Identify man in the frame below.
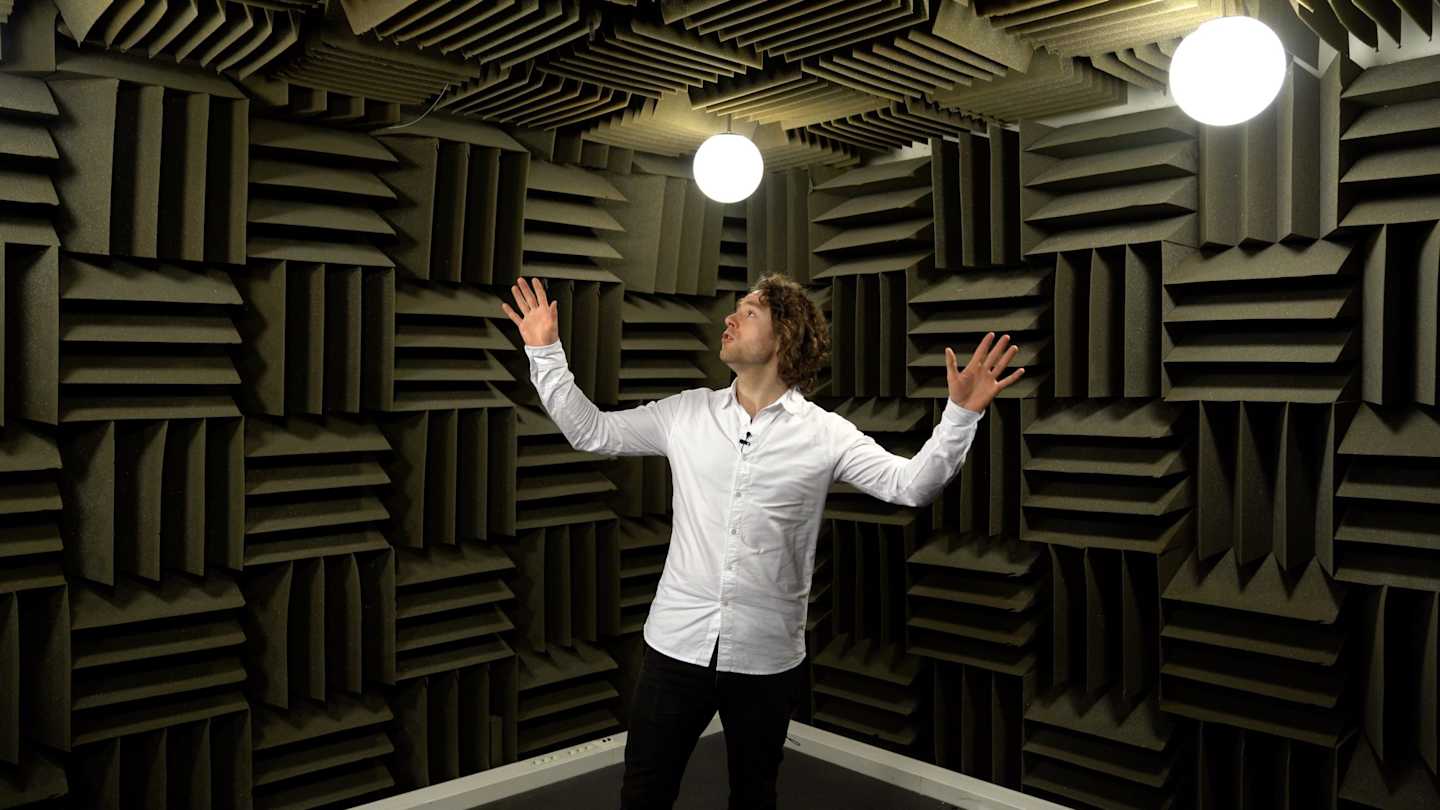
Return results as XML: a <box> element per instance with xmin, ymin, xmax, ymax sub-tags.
<box><xmin>502</xmin><ymin>273</ymin><xmax>1023</xmax><ymax>810</ymax></box>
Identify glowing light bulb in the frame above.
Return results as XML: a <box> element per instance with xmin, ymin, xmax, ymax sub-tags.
<box><xmin>692</xmin><ymin>133</ymin><xmax>764</xmax><ymax>203</ymax></box>
<box><xmin>1169</xmin><ymin>16</ymin><xmax>1288</xmax><ymax>127</ymax></box>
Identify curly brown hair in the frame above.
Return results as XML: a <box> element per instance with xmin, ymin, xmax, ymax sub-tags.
<box><xmin>752</xmin><ymin>273</ymin><xmax>831</xmax><ymax>395</ymax></box>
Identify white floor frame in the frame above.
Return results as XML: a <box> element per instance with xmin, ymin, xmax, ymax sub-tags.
<box><xmin>352</xmin><ymin>719</ymin><xmax>1070</xmax><ymax>810</ymax></box>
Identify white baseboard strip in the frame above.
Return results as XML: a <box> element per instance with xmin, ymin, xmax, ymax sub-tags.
<box><xmin>352</xmin><ymin>718</ymin><xmax>1070</xmax><ymax>810</ymax></box>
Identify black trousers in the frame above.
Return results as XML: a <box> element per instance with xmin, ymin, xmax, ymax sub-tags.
<box><xmin>620</xmin><ymin>639</ymin><xmax>804</xmax><ymax>810</ymax></box>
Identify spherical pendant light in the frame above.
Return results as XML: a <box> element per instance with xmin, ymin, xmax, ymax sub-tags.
<box><xmin>1169</xmin><ymin>16</ymin><xmax>1288</xmax><ymax>127</ymax></box>
<box><xmin>692</xmin><ymin>133</ymin><xmax>764</xmax><ymax>203</ymax></box>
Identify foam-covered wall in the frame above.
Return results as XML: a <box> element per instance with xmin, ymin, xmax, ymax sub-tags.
<box><xmin>2</xmin><ymin>1</ymin><xmax>1439</xmax><ymax>808</ymax></box>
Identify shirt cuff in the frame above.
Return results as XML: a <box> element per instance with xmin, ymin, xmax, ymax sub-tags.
<box><xmin>942</xmin><ymin>398</ymin><xmax>985</xmax><ymax>427</ymax></box>
<box><xmin>524</xmin><ymin>339</ymin><xmax>564</xmax><ymax>360</ymax></box>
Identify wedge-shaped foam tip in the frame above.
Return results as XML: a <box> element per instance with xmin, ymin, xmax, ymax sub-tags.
<box><xmin>1021</xmin><ymin>108</ymin><xmax>1199</xmax><ymax>256</ymax></box>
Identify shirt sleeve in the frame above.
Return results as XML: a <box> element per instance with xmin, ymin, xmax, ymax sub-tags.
<box><xmin>525</xmin><ymin>339</ymin><xmax>683</xmax><ymax>457</ymax></box>
<box><xmin>831</xmin><ymin>399</ymin><xmax>985</xmax><ymax>508</ymax></box>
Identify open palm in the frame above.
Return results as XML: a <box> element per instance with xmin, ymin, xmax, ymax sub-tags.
<box><xmin>946</xmin><ymin>333</ymin><xmax>1024</xmax><ymax>413</ymax></box>
<box><xmin>501</xmin><ymin>277</ymin><xmax>559</xmax><ymax>347</ymax></box>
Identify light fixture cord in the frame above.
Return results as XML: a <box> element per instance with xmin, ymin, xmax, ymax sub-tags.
<box><xmin>391</xmin><ymin>81</ymin><xmax>456</xmax><ymax>130</ymax></box>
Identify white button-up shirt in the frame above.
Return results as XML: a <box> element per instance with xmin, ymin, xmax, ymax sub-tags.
<box><xmin>525</xmin><ymin>339</ymin><xmax>984</xmax><ymax>674</ymax></box>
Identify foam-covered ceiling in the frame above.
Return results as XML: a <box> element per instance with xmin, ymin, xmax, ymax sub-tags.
<box><xmin>30</xmin><ymin>0</ymin><xmax>1369</xmax><ymax>166</ymax></box>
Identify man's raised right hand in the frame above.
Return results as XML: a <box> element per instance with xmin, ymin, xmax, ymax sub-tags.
<box><xmin>502</xmin><ymin>277</ymin><xmax>560</xmax><ymax>348</ymax></box>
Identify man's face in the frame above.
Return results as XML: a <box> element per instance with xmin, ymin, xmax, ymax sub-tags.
<box><xmin>720</xmin><ymin>291</ymin><xmax>776</xmax><ymax>367</ymax></box>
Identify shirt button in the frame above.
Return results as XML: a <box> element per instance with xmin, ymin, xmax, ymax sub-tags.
<box><xmin>729</xmin><ymin>528</ymin><xmax>737</xmax><ymax>535</ymax></box>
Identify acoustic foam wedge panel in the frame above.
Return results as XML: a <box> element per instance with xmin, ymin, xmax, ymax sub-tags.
<box><xmin>53</xmin><ymin>0</ymin><xmax>303</xmax><ymax>79</ymax></box>
<box><xmin>521</xmin><ymin>159</ymin><xmax>626</xmax><ymax>285</ymax></box>
<box><xmin>1330</xmin><ymin>403</ymin><xmax>1440</xmax><ymax>590</ymax></box>
<box><xmin>1022</xmin><ymin>688</ymin><xmax>1184</xmax><ymax>810</ymax></box>
<box><xmin>717</xmin><ymin>200</ymin><xmax>748</xmax><ymax>292</ymax></box>
<box><xmin>607</xmin><ymin>516</ymin><xmax>671</xmax><ymax>635</ymax></box>
<box><xmin>60</xmin><ymin>416</ymin><xmax>243</xmax><ymax>585</ymax></box>
<box><xmin>939</xmin><ymin>398</ymin><xmax>1030</xmax><ymax>540</ymax></box>
<box><xmin>511</xmin><ymin>523</ymin><xmax>602</xmax><ymax>651</ymax></box>
<box><xmin>829</xmin><ymin>507</ymin><xmax>927</xmax><ymax>665</ymax></box>
<box><xmin>810</xmin><ymin>155</ymin><xmax>936</xmax><ymax>281</ymax></box>
<box><xmin>0</xmin><ymin>426</ymin><xmax>65</xmax><ymax>592</ymax></box>
<box><xmin>796</xmin><ymin>521</ymin><xmax>837</xmax><ymax>724</ymax></box>
<box><xmin>974</xmin><ymin>0</ymin><xmax>1233</xmax><ymax>57</ymax></box>
<box><xmin>1021</xmin><ymin>107</ymin><xmax>1199</xmax><ymax>257</ymax></box>
<box><xmin>1193</xmin><ymin>401</ymin><xmax>1336</xmax><ymax>568</ymax></box>
<box><xmin>50</xmin><ymin>63</ymin><xmax>249</xmax><ymax>266</ymax></box>
<box><xmin>242</xmin><ymin>551</ymin><xmax>391</xmax><ymax>712</ymax></box>
<box><xmin>247</xmin><ymin>116</ymin><xmax>397</xmax><ymax>268</ymax></box>
<box><xmin>1290</xmin><ymin>0</ymin><xmax>1434</xmax><ymax>50</ymax></box>
<box><xmin>0</xmin><ymin>78</ymin><xmax>61</xmax><ymax>410</ymax></box>
<box><xmin>932</xmin><ymin>662</ymin><xmax>1029</xmax><ymax>789</ymax></box>
<box><xmin>811</xmin><ymin>633</ymin><xmax>927</xmax><ymax>755</ymax></box>
<box><xmin>437</xmin><ymin>63</ymin><xmax>633</xmax><ymax>130</ymax></box>
<box><xmin>0</xmin><ymin>445</ymin><xmax>63</xmax><ymax>796</ymax></box>
<box><xmin>64</xmin><ymin>575</ymin><xmax>251</xmax><ymax>768</ymax></box>
<box><xmin>745</xmin><ymin>168</ymin><xmax>812</xmax><ymax>285</ymax></box>
<box><xmin>583</xmin><ymin>91</ymin><xmax>729</xmax><ymax>158</ymax></box>
<box><xmin>801</xmin><ymin>0</ymin><xmax>1031</xmax><ymax>103</ymax></box>
<box><xmin>252</xmin><ymin>691</ymin><xmax>395</xmax><ymax>809</ymax></box>
<box><xmin>1334</xmin><ymin>52</ymin><xmax>1440</xmax><ymax>229</ymax></box>
<box><xmin>73</xmin><ymin>712</ymin><xmax>252</xmax><ymax>810</ymax></box>
<box><xmin>1340</xmin><ymin>732</ymin><xmax>1440</xmax><ymax>807</ymax></box>
<box><xmin>808</xmin><ymin>158</ymin><xmax>947</xmax><ymax>397</ymax></box>
<box><xmin>382</xmin><ymin>409</ymin><xmax>515</xmax><ymax>548</ymax></box>
<box><xmin>392</xmin><ymin>541</ymin><xmax>515</xmax><ymax>683</ymax></box>
<box><xmin>1051</xmin><ymin>244</ymin><xmax>1171</xmax><ymax>399</ymax></box>
<box><xmin>339</xmin><ymin>0</ymin><xmax>597</xmax><ymax>68</ymax></box>
<box><xmin>0</xmin><ymin>74</ymin><xmax>57</xmax><ymax>186</ymax></box>
<box><xmin>616</xmin><ymin>293</ymin><xmax>720</xmax><ymax>403</ymax></box>
<box><xmin>1358</xmin><ymin>222</ymin><xmax>1440</xmax><ymax>407</ymax></box>
<box><xmin>603</xmin><ymin>165</ymin><xmax>723</xmax><ymax>296</ymax></box>
<box><xmin>0</xmin><ymin>439</ymin><xmax>67</xmax><ymax>794</ymax></box>
<box><xmin>243</xmin><ymin>72</ymin><xmax>404</xmax><ymax>128</ymax></box>
<box><xmin>512</xmin><ymin>402</ymin><xmax>619</xmax><ymax>531</ymax></box>
<box><xmin>751</xmin><ymin>121</ymin><xmax>861</xmax><ymax>171</ymax></box>
<box><xmin>1021</xmin><ymin>399</ymin><xmax>1194</xmax><ymax>556</ymax></box>
<box><xmin>1198</xmin><ymin>61</ymin><xmax>1322</xmax><ymax>247</ymax></box>
<box><xmin>1357</xmin><ymin>584</ymin><xmax>1440</xmax><ymax>774</ymax></box>
<box><xmin>1160</xmin><ymin>548</ymin><xmax>1354</xmax><ymax>747</ymax></box>
<box><xmin>538</xmin><ymin>16</ymin><xmax>760</xmax><ymax>99</ymax></box>
<box><xmin>1163</xmin><ymin>240</ymin><xmax>1361</xmax><ymax>404</ymax></box>
<box><xmin>1047</xmin><ymin>545</ymin><xmax>1186</xmax><ymax>707</ymax></box>
<box><xmin>390</xmin><ymin>281</ymin><xmax>517</xmax><ymax>411</ymax></box>
<box><xmin>514</xmin><ymin>639</ymin><xmax>622</xmax><ymax>758</ymax></box>
<box><xmin>241</xmin><ymin>416</ymin><xmax>392</xmax><ymax>567</ymax></box>
<box><xmin>929</xmin><ymin>49</ymin><xmax>1126</xmax><ymax>122</ymax></box>
<box><xmin>690</xmin><ymin>68</ymin><xmax>890</xmax><ymax>131</ymax></box>
<box><xmin>1195</xmin><ymin>722</ymin><xmax>1340</xmax><ymax>808</ymax></box>
<box><xmin>929</xmin><ymin>129</ymin><xmax>1023</xmax><ymax>269</ymax></box>
<box><xmin>803</xmin><ymin>99</ymin><xmax>981</xmax><ymax>156</ymax></box>
<box><xmin>273</xmin><ymin>19</ymin><xmax>485</xmax><ymax>108</ymax></box>
<box><xmin>376</xmin><ymin>117</ymin><xmax>529</xmax><ymax>285</ymax></box>
<box><xmin>56</xmin><ymin>257</ymin><xmax>245</xmax><ymax>423</ymax></box>
<box><xmin>391</xmin><ymin>657</ymin><xmax>519</xmax><ymax>788</ymax></box>
<box><xmin>829</xmin><ymin>272</ymin><xmax>910</xmax><ymax>400</ymax></box>
<box><xmin>1089</xmin><ymin>39</ymin><xmax>1177</xmax><ymax>92</ymax></box>
<box><xmin>661</xmin><ymin>0</ymin><xmax>930</xmax><ymax>63</ymax></box>
<box><xmin>906</xmin><ymin>266</ymin><xmax>1052</xmax><ymax>399</ymax></box>
<box><xmin>234</xmin><ymin>262</ymin><xmax>391</xmax><ymax>415</ymax></box>
<box><xmin>828</xmin><ymin>510</ymin><xmax>922</xmax><ymax>648</ymax></box>
<box><xmin>905</xmin><ymin>531</ymin><xmax>1044</xmax><ymax>678</ymax></box>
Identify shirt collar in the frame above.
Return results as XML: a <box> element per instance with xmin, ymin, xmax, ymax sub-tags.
<box><xmin>720</xmin><ymin>378</ymin><xmax>805</xmax><ymax>416</ymax></box>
